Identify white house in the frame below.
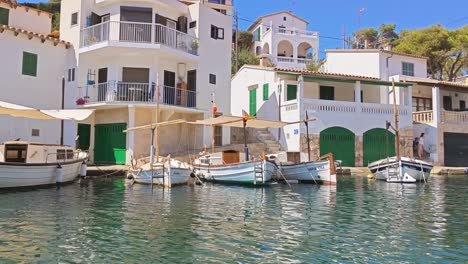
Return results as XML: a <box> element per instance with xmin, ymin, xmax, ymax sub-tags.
<box><xmin>248</xmin><ymin>11</ymin><xmax>319</xmax><ymax>69</ymax></box>
<box><xmin>60</xmin><ymin>0</ymin><xmax>232</xmax><ymax>165</ymax></box>
<box><xmin>231</xmin><ymin>62</ymin><xmax>414</xmax><ymax>167</ymax></box>
<box><xmin>0</xmin><ymin>0</ymin><xmax>78</xmax><ymax>146</ymax></box>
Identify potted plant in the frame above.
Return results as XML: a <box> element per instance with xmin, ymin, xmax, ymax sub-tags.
<box><xmin>76</xmin><ymin>98</ymin><xmax>86</xmax><ymax>105</ymax></box>
<box><xmin>191</xmin><ymin>39</ymin><xmax>199</xmax><ymax>53</ymax></box>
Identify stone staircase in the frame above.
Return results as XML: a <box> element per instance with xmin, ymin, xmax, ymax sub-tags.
<box><xmin>256</xmin><ymin>128</ymin><xmax>282</xmax><ymax>153</ymax></box>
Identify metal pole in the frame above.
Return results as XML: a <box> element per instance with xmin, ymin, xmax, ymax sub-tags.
<box><xmin>305</xmin><ymin>111</ymin><xmax>311</xmax><ymax>162</ymax></box>
<box><xmin>243</xmin><ymin>118</ymin><xmax>249</xmax><ymax>161</ymax></box>
<box><xmin>156</xmin><ymin>80</ymin><xmax>161</xmax><ymax>160</ymax></box>
<box><xmin>60</xmin><ymin>77</ymin><xmax>65</xmax><ymax>146</ymax></box>
<box><xmin>235</xmin><ymin>9</ymin><xmax>239</xmax><ymax>72</ymax></box>
<box><xmin>392</xmin><ymin>79</ymin><xmax>400</xmax><ymax>161</ymax></box>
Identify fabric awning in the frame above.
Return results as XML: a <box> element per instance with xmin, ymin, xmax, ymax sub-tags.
<box><xmin>0</xmin><ymin>101</ymin><xmax>94</xmax><ymax>121</ymax></box>
<box><xmin>124</xmin><ymin>119</ymin><xmax>187</xmax><ymax>132</ymax></box>
<box><xmin>189</xmin><ymin>115</ymin><xmax>289</xmax><ymax>128</ymax></box>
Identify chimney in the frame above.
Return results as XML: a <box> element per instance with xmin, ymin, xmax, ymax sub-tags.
<box><xmin>259</xmin><ymin>54</ymin><xmax>270</xmax><ymax>67</ymax></box>
<box><xmin>383</xmin><ymin>43</ymin><xmax>392</xmax><ymax>51</ymax></box>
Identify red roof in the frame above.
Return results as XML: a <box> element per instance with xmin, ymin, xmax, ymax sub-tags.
<box><xmin>274</xmin><ymin>67</ymin><xmax>380</xmax><ymax>81</ymax></box>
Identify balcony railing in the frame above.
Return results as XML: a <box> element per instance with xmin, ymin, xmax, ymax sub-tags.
<box><xmin>81</xmin><ymin>21</ymin><xmax>199</xmax><ymax>56</ymax></box>
<box><xmin>300</xmin><ymin>99</ymin><xmax>410</xmax><ymax>117</ymax></box>
<box><xmin>77</xmin><ymin>81</ymin><xmax>196</xmax><ymax>108</ymax></box>
<box><xmin>274</xmin><ymin>27</ymin><xmax>318</xmax><ymax>38</ymax></box>
<box><xmin>441</xmin><ymin>111</ymin><xmax>468</xmax><ymax>124</ymax></box>
<box><xmin>273</xmin><ymin>56</ymin><xmax>313</xmax><ymax>65</ymax></box>
<box><xmin>413</xmin><ymin>111</ymin><xmax>433</xmax><ymax>124</ymax></box>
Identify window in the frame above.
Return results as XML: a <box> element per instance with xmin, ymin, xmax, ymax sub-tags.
<box><xmin>71</xmin><ymin>12</ymin><xmax>78</xmax><ymax>26</ymax></box>
<box><xmin>31</xmin><ymin>129</ymin><xmax>40</xmax><ymax>137</ymax></box>
<box><xmin>57</xmin><ymin>149</ymin><xmax>66</xmax><ymax>160</ymax></box>
<box><xmin>214</xmin><ymin>126</ymin><xmax>223</xmax><ymax>146</ymax></box>
<box><xmin>68</xmin><ymin>68</ymin><xmax>75</xmax><ymax>82</ymax></box>
<box><xmin>283</xmin><ymin>16</ymin><xmax>287</xmax><ymax>21</ymax></box>
<box><xmin>443</xmin><ymin>96</ymin><xmax>452</xmax><ymax>111</ymax></box>
<box><xmin>286</xmin><ymin>84</ymin><xmax>297</xmax><ymax>101</ymax></box>
<box><xmin>66</xmin><ymin>149</ymin><xmax>74</xmax><ymax>159</ymax></box>
<box><xmin>412</xmin><ymin>97</ymin><xmax>432</xmax><ymax>112</ymax></box>
<box><xmin>211</xmin><ymin>25</ymin><xmax>224</xmax><ymax>40</ymax></box>
<box><xmin>209</xmin><ymin>74</ymin><xmax>216</xmax><ymax>85</ymax></box>
<box><xmin>256</xmin><ymin>27</ymin><xmax>261</xmax><ymax>41</ymax></box>
<box><xmin>0</xmin><ymin>7</ymin><xmax>9</xmax><ymax>25</ymax></box>
<box><xmin>460</xmin><ymin>100</ymin><xmax>466</xmax><ymax>111</ymax></box>
<box><xmin>72</xmin><ymin>68</ymin><xmax>75</xmax><ymax>81</ymax></box>
<box><xmin>4</xmin><ymin>144</ymin><xmax>27</xmax><ymax>163</ymax></box>
<box><xmin>402</xmin><ymin>62</ymin><xmax>414</xmax><ymax>76</ymax></box>
<box><xmin>249</xmin><ymin>88</ymin><xmax>257</xmax><ymax>116</ymax></box>
<box><xmin>320</xmin><ymin>86</ymin><xmax>335</xmax><ymax>100</ymax></box>
<box><xmin>189</xmin><ymin>21</ymin><xmax>197</xmax><ymax>28</ymax></box>
<box><xmin>22</xmin><ymin>52</ymin><xmax>38</xmax><ymax>77</ymax></box>
<box><xmin>263</xmin><ymin>83</ymin><xmax>269</xmax><ymax>101</ymax></box>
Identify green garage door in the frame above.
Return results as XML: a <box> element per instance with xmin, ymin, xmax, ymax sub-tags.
<box><xmin>320</xmin><ymin>127</ymin><xmax>355</xmax><ymax>167</ymax></box>
<box><xmin>94</xmin><ymin>123</ymin><xmax>127</xmax><ymax>164</ymax></box>
<box><xmin>77</xmin><ymin>124</ymin><xmax>91</xmax><ymax>151</ymax></box>
<box><xmin>363</xmin><ymin>128</ymin><xmax>395</xmax><ymax>166</ymax></box>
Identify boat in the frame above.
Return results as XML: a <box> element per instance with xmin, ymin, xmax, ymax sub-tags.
<box><xmin>275</xmin><ymin>111</ymin><xmax>337</xmax><ymax>185</ymax></box>
<box><xmin>193</xmin><ymin>152</ymin><xmax>277</xmax><ymax>185</ymax></box>
<box><xmin>0</xmin><ymin>141</ymin><xmax>88</xmax><ymax>188</ymax></box>
<box><xmin>367</xmin><ymin>80</ymin><xmax>433</xmax><ymax>183</ymax></box>
<box><xmin>190</xmin><ymin>114</ymin><xmax>289</xmax><ymax>186</ymax></box>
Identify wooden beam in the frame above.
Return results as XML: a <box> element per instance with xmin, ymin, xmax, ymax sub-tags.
<box><xmin>41</xmin><ymin>37</ymin><xmax>46</xmax><ymax>43</ymax></box>
<box><xmin>14</xmin><ymin>30</ymin><xmax>19</xmax><ymax>36</ymax></box>
<box><xmin>28</xmin><ymin>33</ymin><xmax>33</xmax><ymax>40</ymax></box>
<box><xmin>53</xmin><ymin>40</ymin><xmax>59</xmax><ymax>46</ymax></box>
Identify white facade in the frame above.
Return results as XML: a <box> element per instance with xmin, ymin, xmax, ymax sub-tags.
<box><xmin>0</xmin><ymin>2</ymin><xmax>78</xmax><ymax>146</ymax></box>
<box><xmin>60</xmin><ymin>0</ymin><xmax>232</xmax><ymax>164</ymax></box>
<box><xmin>248</xmin><ymin>11</ymin><xmax>319</xmax><ymax>69</ymax></box>
<box><xmin>232</xmin><ymin>65</ymin><xmax>414</xmax><ymax>166</ymax></box>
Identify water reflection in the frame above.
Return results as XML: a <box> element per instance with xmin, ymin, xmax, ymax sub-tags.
<box><xmin>0</xmin><ymin>176</ymin><xmax>466</xmax><ymax>263</ymax></box>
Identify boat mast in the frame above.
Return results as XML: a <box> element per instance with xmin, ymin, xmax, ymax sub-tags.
<box><xmin>391</xmin><ymin>79</ymin><xmax>400</xmax><ymax>161</ymax></box>
<box><xmin>211</xmin><ymin>93</ymin><xmax>216</xmax><ymax>154</ymax></box>
<box><xmin>305</xmin><ymin>111</ymin><xmax>311</xmax><ymax>162</ymax></box>
<box><xmin>156</xmin><ymin>76</ymin><xmax>161</xmax><ymax>161</ymax></box>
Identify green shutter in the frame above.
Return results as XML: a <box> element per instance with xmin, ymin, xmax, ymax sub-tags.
<box><xmin>257</xmin><ymin>27</ymin><xmax>261</xmax><ymax>41</ymax></box>
<box><xmin>263</xmin><ymin>83</ymin><xmax>269</xmax><ymax>101</ymax></box>
<box><xmin>320</xmin><ymin>86</ymin><xmax>334</xmax><ymax>100</ymax></box>
<box><xmin>249</xmin><ymin>88</ymin><xmax>257</xmax><ymax>116</ymax></box>
<box><xmin>0</xmin><ymin>7</ymin><xmax>9</xmax><ymax>25</ymax></box>
<box><xmin>22</xmin><ymin>52</ymin><xmax>38</xmax><ymax>77</ymax></box>
<box><xmin>77</xmin><ymin>124</ymin><xmax>91</xmax><ymax>151</ymax></box>
<box><xmin>286</xmin><ymin>84</ymin><xmax>297</xmax><ymax>101</ymax></box>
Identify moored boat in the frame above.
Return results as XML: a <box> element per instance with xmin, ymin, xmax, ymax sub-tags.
<box><xmin>368</xmin><ymin>157</ymin><xmax>433</xmax><ymax>183</ymax></box>
<box><xmin>278</xmin><ymin>158</ymin><xmax>337</xmax><ymax>185</ymax></box>
<box><xmin>130</xmin><ymin>158</ymin><xmax>192</xmax><ymax>187</ymax></box>
<box><xmin>0</xmin><ymin>141</ymin><xmax>88</xmax><ymax>188</ymax></box>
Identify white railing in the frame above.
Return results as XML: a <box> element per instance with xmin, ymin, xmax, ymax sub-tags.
<box><xmin>81</xmin><ymin>21</ymin><xmax>199</xmax><ymax>56</ymax></box>
<box><xmin>276</xmin><ymin>57</ymin><xmax>295</xmax><ymax>63</ymax></box>
<box><xmin>76</xmin><ymin>81</ymin><xmax>197</xmax><ymax>108</ymax></box>
<box><xmin>274</xmin><ymin>27</ymin><xmax>318</xmax><ymax>38</ymax></box>
<box><xmin>361</xmin><ymin>102</ymin><xmax>410</xmax><ymax>116</ymax></box>
<box><xmin>413</xmin><ymin>111</ymin><xmax>433</xmax><ymax>124</ymax></box>
<box><xmin>273</xmin><ymin>56</ymin><xmax>313</xmax><ymax>65</ymax></box>
<box><xmin>441</xmin><ymin>111</ymin><xmax>468</xmax><ymax>124</ymax></box>
<box><xmin>301</xmin><ymin>99</ymin><xmax>410</xmax><ymax>116</ymax></box>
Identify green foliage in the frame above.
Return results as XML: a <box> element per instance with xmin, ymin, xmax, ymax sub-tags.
<box><xmin>306</xmin><ymin>59</ymin><xmax>326</xmax><ymax>72</ymax></box>
<box><xmin>236</xmin><ymin>31</ymin><xmax>254</xmax><ymax>50</ymax></box>
<box><xmin>378</xmin><ymin>23</ymin><xmax>398</xmax><ymax>45</ymax></box>
<box><xmin>353</xmin><ymin>28</ymin><xmax>378</xmax><ymax>49</ymax></box>
<box><xmin>232</xmin><ymin>48</ymin><xmax>259</xmax><ymax>75</ymax></box>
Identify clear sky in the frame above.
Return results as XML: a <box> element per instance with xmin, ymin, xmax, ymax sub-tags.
<box><xmin>20</xmin><ymin>0</ymin><xmax>468</xmax><ymax>57</ymax></box>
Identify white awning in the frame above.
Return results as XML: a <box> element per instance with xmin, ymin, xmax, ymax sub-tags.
<box><xmin>124</xmin><ymin>119</ymin><xmax>187</xmax><ymax>132</ymax></box>
<box><xmin>0</xmin><ymin>101</ymin><xmax>94</xmax><ymax>121</ymax></box>
<box><xmin>189</xmin><ymin>115</ymin><xmax>289</xmax><ymax>128</ymax></box>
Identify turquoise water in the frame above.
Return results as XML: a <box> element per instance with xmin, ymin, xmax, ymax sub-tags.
<box><xmin>0</xmin><ymin>176</ymin><xmax>467</xmax><ymax>263</ymax></box>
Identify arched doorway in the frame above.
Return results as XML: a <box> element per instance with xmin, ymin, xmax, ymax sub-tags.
<box><xmin>277</xmin><ymin>40</ymin><xmax>293</xmax><ymax>58</ymax></box>
<box><xmin>320</xmin><ymin>127</ymin><xmax>355</xmax><ymax>167</ymax></box>
<box><xmin>363</xmin><ymin>128</ymin><xmax>395</xmax><ymax>165</ymax></box>
<box><xmin>263</xmin><ymin>42</ymin><xmax>270</xmax><ymax>54</ymax></box>
<box><xmin>255</xmin><ymin>46</ymin><xmax>262</xmax><ymax>55</ymax></box>
<box><xmin>297</xmin><ymin>42</ymin><xmax>313</xmax><ymax>60</ymax></box>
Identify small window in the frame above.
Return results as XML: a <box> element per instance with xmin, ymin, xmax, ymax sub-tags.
<box><xmin>443</xmin><ymin>96</ymin><xmax>452</xmax><ymax>111</ymax></box>
<box><xmin>263</xmin><ymin>83</ymin><xmax>269</xmax><ymax>101</ymax></box>
<box><xmin>0</xmin><ymin>7</ymin><xmax>9</xmax><ymax>26</ymax></box>
<box><xmin>189</xmin><ymin>21</ymin><xmax>197</xmax><ymax>28</ymax></box>
<box><xmin>283</xmin><ymin>16</ymin><xmax>287</xmax><ymax>21</ymax></box>
<box><xmin>57</xmin><ymin>149</ymin><xmax>66</xmax><ymax>160</ymax></box>
<box><xmin>249</xmin><ymin>88</ymin><xmax>257</xmax><ymax>116</ymax></box>
<box><xmin>402</xmin><ymin>62</ymin><xmax>414</xmax><ymax>76</ymax></box>
<box><xmin>68</xmin><ymin>69</ymin><xmax>72</xmax><ymax>82</ymax></box>
<box><xmin>72</xmin><ymin>68</ymin><xmax>75</xmax><ymax>81</ymax></box>
<box><xmin>460</xmin><ymin>100</ymin><xmax>466</xmax><ymax>111</ymax></box>
<box><xmin>31</xmin><ymin>129</ymin><xmax>40</xmax><ymax>137</ymax></box>
<box><xmin>209</xmin><ymin>74</ymin><xmax>216</xmax><ymax>85</ymax></box>
<box><xmin>286</xmin><ymin>84</ymin><xmax>297</xmax><ymax>101</ymax></box>
<box><xmin>320</xmin><ymin>86</ymin><xmax>334</xmax><ymax>100</ymax></box>
<box><xmin>211</xmin><ymin>25</ymin><xmax>224</xmax><ymax>40</ymax></box>
<box><xmin>66</xmin><ymin>149</ymin><xmax>74</xmax><ymax>159</ymax></box>
<box><xmin>22</xmin><ymin>52</ymin><xmax>38</xmax><ymax>77</ymax></box>
<box><xmin>68</xmin><ymin>68</ymin><xmax>75</xmax><ymax>82</ymax></box>
<box><xmin>71</xmin><ymin>12</ymin><xmax>78</xmax><ymax>26</ymax></box>
<box><xmin>5</xmin><ymin>144</ymin><xmax>28</xmax><ymax>163</ymax></box>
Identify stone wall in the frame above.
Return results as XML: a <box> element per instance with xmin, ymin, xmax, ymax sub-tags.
<box><xmin>300</xmin><ymin>134</ymin><xmax>320</xmax><ymax>161</ymax></box>
<box><xmin>230</xmin><ymin>127</ymin><xmax>258</xmax><ymax>145</ymax></box>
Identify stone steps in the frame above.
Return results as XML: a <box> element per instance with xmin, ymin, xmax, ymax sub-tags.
<box><xmin>255</xmin><ymin>128</ymin><xmax>281</xmax><ymax>153</ymax></box>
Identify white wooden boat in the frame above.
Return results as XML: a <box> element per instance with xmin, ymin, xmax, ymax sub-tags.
<box><xmin>194</xmin><ymin>156</ymin><xmax>276</xmax><ymax>185</ymax></box>
<box><xmin>0</xmin><ymin>141</ymin><xmax>88</xmax><ymax>188</ymax></box>
<box><xmin>368</xmin><ymin>157</ymin><xmax>433</xmax><ymax>183</ymax></box>
<box><xmin>130</xmin><ymin>159</ymin><xmax>192</xmax><ymax>187</ymax></box>
<box><xmin>278</xmin><ymin>159</ymin><xmax>337</xmax><ymax>185</ymax></box>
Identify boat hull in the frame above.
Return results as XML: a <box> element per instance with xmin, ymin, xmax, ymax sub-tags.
<box><xmin>278</xmin><ymin>160</ymin><xmax>336</xmax><ymax>185</ymax></box>
<box><xmin>195</xmin><ymin>160</ymin><xmax>276</xmax><ymax>185</ymax></box>
<box><xmin>132</xmin><ymin>168</ymin><xmax>191</xmax><ymax>187</ymax></box>
<box><xmin>368</xmin><ymin>157</ymin><xmax>433</xmax><ymax>183</ymax></box>
<box><xmin>0</xmin><ymin>159</ymin><xmax>86</xmax><ymax>188</ymax></box>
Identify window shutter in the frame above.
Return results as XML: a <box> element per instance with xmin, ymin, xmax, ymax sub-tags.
<box><xmin>320</xmin><ymin>86</ymin><xmax>334</xmax><ymax>100</ymax></box>
<box><xmin>22</xmin><ymin>52</ymin><xmax>38</xmax><ymax>77</ymax></box>
<box><xmin>257</xmin><ymin>27</ymin><xmax>261</xmax><ymax>41</ymax></box>
<box><xmin>249</xmin><ymin>88</ymin><xmax>257</xmax><ymax>116</ymax></box>
<box><xmin>286</xmin><ymin>85</ymin><xmax>297</xmax><ymax>101</ymax></box>
<box><xmin>0</xmin><ymin>7</ymin><xmax>9</xmax><ymax>25</ymax></box>
<box><xmin>263</xmin><ymin>83</ymin><xmax>269</xmax><ymax>101</ymax></box>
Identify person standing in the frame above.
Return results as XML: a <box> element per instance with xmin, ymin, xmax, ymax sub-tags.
<box><xmin>418</xmin><ymin>133</ymin><xmax>425</xmax><ymax>159</ymax></box>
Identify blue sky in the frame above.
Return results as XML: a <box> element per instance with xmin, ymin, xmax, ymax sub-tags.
<box><xmin>21</xmin><ymin>0</ymin><xmax>467</xmax><ymax>56</ymax></box>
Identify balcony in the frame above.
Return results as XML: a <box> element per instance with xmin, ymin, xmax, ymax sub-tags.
<box><xmin>274</xmin><ymin>27</ymin><xmax>318</xmax><ymax>38</ymax></box>
<box><xmin>76</xmin><ymin>81</ymin><xmax>197</xmax><ymax>108</ymax></box>
<box><xmin>413</xmin><ymin>110</ymin><xmax>468</xmax><ymax>124</ymax></box>
<box><xmin>80</xmin><ymin>21</ymin><xmax>199</xmax><ymax>56</ymax></box>
<box><xmin>273</xmin><ymin>56</ymin><xmax>312</xmax><ymax>65</ymax></box>
<box><xmin>413</xmin><ymin>111</ymin><xmax>433</xmax><ymax>124</ymax></box>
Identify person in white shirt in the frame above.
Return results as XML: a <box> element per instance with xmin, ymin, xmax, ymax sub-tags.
<box><xmin>418</xmin><ymin>133</ymin><xmax>425</xmax><ymax>159</ymax></box>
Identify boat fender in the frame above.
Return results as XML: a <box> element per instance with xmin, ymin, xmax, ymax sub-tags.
<box><xmin>190</xmin><ymin>172</ymin><xmax>196</xmax><ymax>178</ymax></box>
<box><xmin>127</xmin><ymin>173</ymin><xmax>134</xmax><ymax>180</ymax></box>
<box><xmin>56</xmin><ymin>164</ymin><xmax>63</xmax><ymax>183</ymax></box>
<box><xmin>80</xmin><ymin>161</ymin><xmax>87</xmax><ymax>177</ymax></box>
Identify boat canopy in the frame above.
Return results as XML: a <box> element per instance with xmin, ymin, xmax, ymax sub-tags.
<box><xmin>0</xmin><ymin>101</ymin><xmax>94</xmax><ymax>121</ymax></box>
<box><xmin>124</xmin><ymin>119</ymin><xmax>187</xmax><ymax>132</ymax></box>
<box><xmin>190</xmin><ymin>115</ymin><xmax>289</xmax><ymax>128</ymax></box>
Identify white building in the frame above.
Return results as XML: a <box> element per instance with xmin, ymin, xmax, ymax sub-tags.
<box><xmin>248</xmin><ymin>11</ymin><xmax>319</xmax><ymax>69</ymax></box>
<box><xmin>60</xmin><ymin>0</ymin><xmax>232</xmax><ymax>165</ymax></box>
<box><xmin>231</xmin><ymin>62</ymin><xmax>414</xmax><ymax>167</ymax></box>
<box><xmin>0</xmin><ymin>0</ymin><xmax>78</xmax><ymax>146</ymax></box>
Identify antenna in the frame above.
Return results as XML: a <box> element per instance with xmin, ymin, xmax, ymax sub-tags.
<box><xmin>290</xmin><ymin>0</ymin><xmax>296</xmax><ymax>14</ymax></box>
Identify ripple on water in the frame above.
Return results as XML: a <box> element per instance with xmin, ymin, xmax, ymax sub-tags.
<box><xmin>0</xmin><ymin>176</ymin><xmax>467</xmax><ymax>263</ymax></box>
